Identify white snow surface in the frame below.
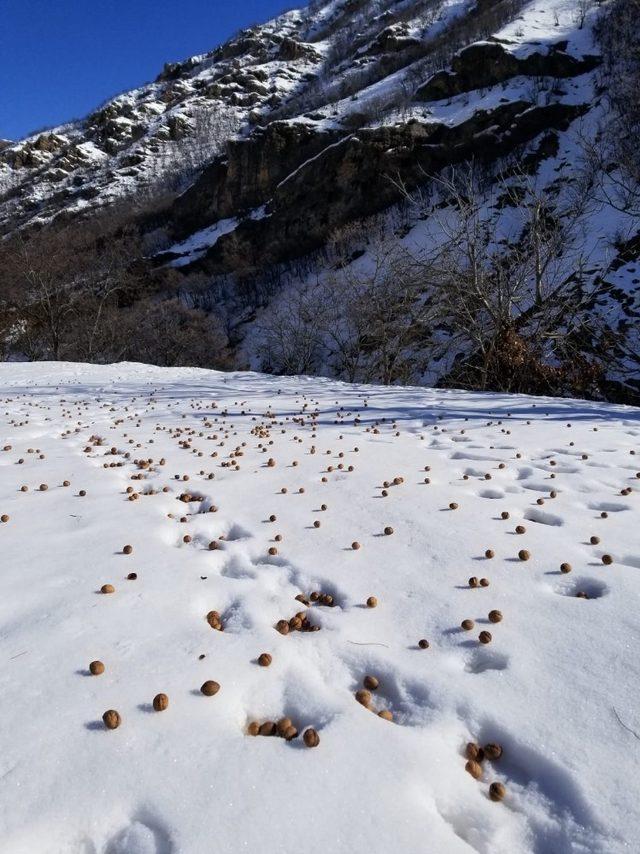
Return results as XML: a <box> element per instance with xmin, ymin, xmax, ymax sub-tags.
<box><xmin>165</xmin><ymin>218</ymin><xmax>239</xmax><ymax>267</ymax></box>
<box><xmin>1</xmin><ymin>361</ymin><xmax>639</xmax><ymax>854</ymax></box>
<box><xmin>164</xmin><ymin>206</ymin><xmax>270</xmax><ymax>267</ymax></box>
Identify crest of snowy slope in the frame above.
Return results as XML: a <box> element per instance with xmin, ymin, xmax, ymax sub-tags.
<box><xmin>0</xmin><ymin>361</ymin><xmax>639</xmax><ymax>853</ymax></box>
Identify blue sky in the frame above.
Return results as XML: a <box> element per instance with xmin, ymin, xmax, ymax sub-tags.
<box><xmin>1</xmin><ymin>0</ymin><xmax>295</xmax><ymax>140</ymax></box>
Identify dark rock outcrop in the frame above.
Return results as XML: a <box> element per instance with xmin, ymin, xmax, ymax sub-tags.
<box><xmin>176</xmin><ymin>100</ymin><xmax>586</xmax><ymax>276</ymax></box>
<box><xmin>415</xmin><ymin>41</ymin><xmax>601</xmax><ymax>101</ymax></box>
<box><xmin>365</xmin><ymin>25</ymin><xmax>421</xmax><ymax>55</ymax></box>
<box><xmin>171</xmin><ymin>122</ymin><xmax>345</xmax><ymax>238</ymax></box>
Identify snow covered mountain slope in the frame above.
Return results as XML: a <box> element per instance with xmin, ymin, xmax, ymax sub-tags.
<box><xmin>0</xmin><ymin>0</ymin><xmax>607</xmax><ymax>240</ymax></box>
<box><xmin>1</xmin><ymin>361</ymin><xmax>639</xmax><ymax>853</ymax></box>
<box><xmin>1</xmin><ymin>0</ymin><xmax>638</xmax><ymax>396</ymax></box>
<box><xmin>0</xmin><ymin>6</ymin><xmax>324</xmax><ymax>233</ymax></box>
<box><xmin>0</xmin><ymin>0</ymin><xmax>614</xmax><ymax>248</ymax></box>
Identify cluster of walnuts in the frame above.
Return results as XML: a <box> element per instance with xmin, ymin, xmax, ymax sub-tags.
<box><xmin>275</xmin><ymin>610</ymin><xmax>320</xmax><ymax>634</ymax></box>
<box><xmin>464</xmin><ymin>741</ymin><xmax>506</xmax><ymax>802</ymax></box>
<box><xmin>247</xmin><ymin>717</ymin><xmax>320</xmax><ymax>747</ymax></box>
<box><xmin>354</xmin><ymin>675</ymin><xmax>393</xmax><ymax>721</ymax></box>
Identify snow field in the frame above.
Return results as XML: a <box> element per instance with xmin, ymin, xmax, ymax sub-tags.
<box><xmin>0</xmin><ymin>362</ymin><xmax>638</xmax><ymax>853</ymax></box>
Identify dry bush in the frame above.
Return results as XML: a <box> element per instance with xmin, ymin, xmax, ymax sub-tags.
<box><xmin>119</xmin><ymin>298</ymin><xmax>232</xmax><ymax>368</ymax></box>
<box><xmin>0</xmin><ymin>210</ymin><xmax>231</xmax><ymax>369</ymax></box>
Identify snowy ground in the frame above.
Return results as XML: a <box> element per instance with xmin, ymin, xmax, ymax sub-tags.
<box><xmin>1</xmin><ymin>362</ymin><xmax>639</xmax><ymax>854</ymax></box>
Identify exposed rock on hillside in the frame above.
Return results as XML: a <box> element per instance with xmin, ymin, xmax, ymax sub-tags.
<box><xmin>415</xmin><ymin>40</ymin><xmax>600</xmax><ymax>100</ymax></box>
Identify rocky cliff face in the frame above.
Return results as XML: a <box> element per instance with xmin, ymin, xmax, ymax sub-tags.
<box><xmin>415</xmin><ymin>40</ymin><xmax>600</xmax><ymax>99</ymax></box>
<box><xmin>0</xmin><ymin>7</ymin><xmax>326</xmax><ymax>234</ymax></box>
<box><xmin>170</xmin><ymin>121</ymin><xmax>345</xmax><ymax>239</ymax></box>
<box><xmin>153</xmin><ymin>18</ymin><xmax>600</xmax><ymax>278</ymax></box>
<box><xmin>175</xmin><ymin>98</ymin><xmax>586</xmax><ymax>275</ymax></box>
<box><xmin>0</xmin><ymin>0</ymin><xmax>603</xmax><ymax>243</ymax></box>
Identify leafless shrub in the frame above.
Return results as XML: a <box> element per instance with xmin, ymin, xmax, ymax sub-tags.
<box><xmin>0</xmin><ymin>216</ymin><xmax>141</xmax><ymax>361</ymax></box>
<box><xmin>407</xmin><ymin>162</ymin><xmax>602</xmax><ymax>391</ymax></box>
<box><xmin>256</xmin><ymin>285</ymin><xmax>328</xmax><ymax>376</ymax></box>
<box><xmin>0</xmin><ymin>208</ymin><xmax>231</xmax><ymax>368</ymax></box>
<box><xmin>257</xmin><ymin>234</ymin><xmax>436</xmax><ymax>384</ymax></box>
<box><xmin>118</xmin><ymin>298</ymin><xmax>231</xmax><ymax>368</ymax></box>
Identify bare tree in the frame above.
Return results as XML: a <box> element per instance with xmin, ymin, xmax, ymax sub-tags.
<box><xmin>120</xmin><ymin>298</ymin><xmax>231</xmax><ymax>368</ymax></box>
<box><xmin>257</xmin><ymin>231</ymin><xmax>437</xmax><ymax>386</ymax></box>
<box><xmin>256</xmin><ymin>285</ymin><xmax>329</xmax><ymax>376</ymax></box>
<box><xmin>323</xmin><ymin>242</ymin><xmax>436</xmax><ymax>384</ymax></box>
<box><xmin>1</xmin><ymin>217</ymin><xmax>141</xmax><ymax>361</ymax></box>
<box><xmin>399</xmin><ymin>162</ymin><xmax>600</xmax><ymax>392</ymax></box>
<box><xmin>574</xmin><ymin>0</ymin><xmax>594</xmax><ymax>29</ymax></box>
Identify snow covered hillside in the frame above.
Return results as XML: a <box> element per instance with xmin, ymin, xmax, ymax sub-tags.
<box><xmin>1</xmin><ymin>361</ymin><xmax>639</xmax><ymax>853</ymax></box>
<box><xmin>1</xmin><ymin>0</ymin><xmax>638</xmax><ymax>398</ymax></box>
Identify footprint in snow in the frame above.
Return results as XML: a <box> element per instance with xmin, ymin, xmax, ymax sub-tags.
<box><xmin>464</xmin><ymin>648</ymin><xmax>509</xmax><ymax>674</ymax></box>
<box><xmin>468</xmin><ymin>718</ymin><xmax>611</xmax><ymax>853</ymax></box>
<box><xmin>478</xmin><ymin>488</ymin><xmax>505</xmax><ymax>499</ymax></box>
<box><xmin>104</xmin><ymin>817</ymin><xmax>173</xmax><ymax>854</ymax></box>
<box><xmin>552</xmin><ymin>577</ymin><xmax>608</xmax><ymax>599</ymax></box>
<box><xmin>588</xmin><ymin>501</ymin><xmax>629</xmax><ymax>513</ymax></box>
<box><xmin>523</xmin><ymin>507</ymin><xmax>563</xmax><ymax>527</ymax></box>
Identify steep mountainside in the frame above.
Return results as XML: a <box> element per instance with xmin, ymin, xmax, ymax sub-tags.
<box><xmin>1</xmin><ymin>0</ymin><xmax>639</xmax><ymax>398</ymax></box>
<box><xmin>0</xmin><ymin>0</ymin><xmax>601</xmax><ymax>238</ymax></box>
